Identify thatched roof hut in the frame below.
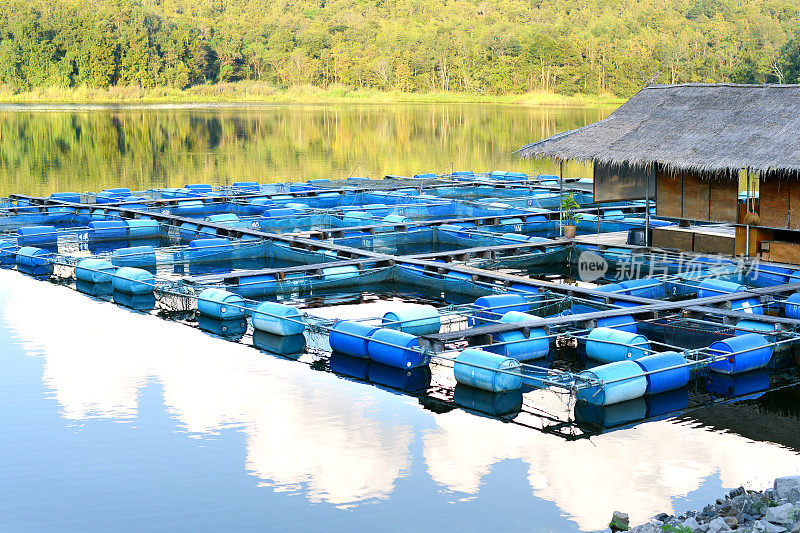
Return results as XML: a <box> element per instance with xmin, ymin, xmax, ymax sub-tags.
<box><xmin>516</xmin><ymin>83</ymin><xmax>800</xmax><ymax>174</ymax></box>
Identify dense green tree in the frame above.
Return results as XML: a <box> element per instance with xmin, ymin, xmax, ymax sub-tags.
<box><xmin>0</xmin><ymin>0</ymin><xmax>799</xmax><ymax>96</ymax></box>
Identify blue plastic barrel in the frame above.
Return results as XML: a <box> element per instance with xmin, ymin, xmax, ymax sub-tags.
<box><xmin>594</xmin><ymin>283</ymin><xmax>624</xmax><ymax>295</ymax></box>
<box><xmin>248</xmin><ymin>198</ymin><xmax>276</xmax><ymax>214</ymax></box>
<box><xmin>251</xmin><ymin>301</ymin><xmax>305</xmax><ymax>336</ymax></box>
<box><xmin>262</xmin><ymin>208</ymin><xmax>297</xmax><ymax>219</ymax></box>
<box><xmin>17</xmin><ymin>226</ymin><xmax>57</xmax><ymax>247</ymax></box>
<box><xmin>470</xmin><ymin>294</ymin><xmax>529</xmax><ymax>326</ymax></box>
<box><xmin>342</xmin><ymin>211</ymin><xmax>373</xmax><ymax>226</ymax></box>
<box><xmin>585</xmin><ymin>327</ymin><xmax>650</xmax><ymax>362</ymax></box>
<box><xmin>178</xmin><ymin>222</ymin><xmax>198</xmax><ymax>241</ymax></box>
<box><xmin>382</xmin><ymin>305</ymin><xmax>440</xmax><ymax>335</ymax></box>
<box><xmin>747</xmin><ymin>264</ymin><xmax>793</xmax><ymax>287</ymax></box>
<box><xmin>619</xmin><ymin>277</ymin><xmax>664</xmax><ymax>299</ymax></box>
<box><xmin>362</xmin><ymin>204</ymin><xmax>389</xmax><ymax>217</ymax></box>
<box><xmin>785</xmin><ymin>293</ymin><xmax>800</xmax><ymax>319</ymax></box>
<box><xmin>367</xmin><ymin>328</ymin><xmax>426</xmax><ymax>368</ymax></box>
<box><xmin>75</xmin><ymin>258</ymin><xmax>116</xmax><ymax>284</ymax></box>
<box><xmin>50</xmin><ymin>192</ymin><xmax>81</xmax><ymax>204</ymax></box>
<box><xmin>697</xmin><ymin>279</ymin><xmax>746</xmax><ymax>298</ymax></box>
<box><xmin>126</xmin><ymin>219</ymin><xmax>160</xmax><ymax>238</ymax></box>
<box><xmin>453</xmin><ymin>385</ymin><xmax>523</xmax><ymax>418</ymax></box>
<box><xmin>185</xmin><ymin>238</ymin><xmax>233</xmax><ymax>261</ymax></box>
<box><xmin>708</xmin><ymin>333</ymin><xmax>772</xmax><ymax>374</ymax></box>
<box><xmin>383</xmin><ymin>215</ymin><xmax>412</xmax><ymax>224</ymax></box>
<box><xmin>500</xmin><ymin>233</ymin><xmax>529</xmax><ymax>243</ymax></box>
<box><xmin>509</xmin><ymin>283</ymin><xmax>540</xmax><ymax>297</ymax></box>
<box><xmin>205</xmin><ymin>213</ymin><xmax>239</xmax><ymax>224</ymax></box>
<box><xmin>734</xmin><ymin>319</ymin><xmax>779</xmax><ymax>341</ymax></box>
<box><xmin>197</xmin><ymin>288</ymin><xmax>246</xmax><ymax>320</ymax></box>
<box><xmin>321</xmin><ymin>265</ymin><xmax>358</xmax><ymax>280</ymax></box>
<box><xmin>113</xmin><ymin>291</ymin><xmax>157</xmax><ymax>310</ymax></box>
<box><xmin>634</xmin><ymin>351</ymin><xmax>690</xmax><ymax>395</ymax></box>
<box><xmin>15</xmin><ymin>247</ymin><xmax>53</xmax><ymax>278</ymax></box>
<box><xmin>88</xmin><ymin>220</ymin><xmax>127</xmax><ymax>240</ymax></box>
<box><xmin>500</xmin><ymin>311</ymin><xmax>541</xmax><ymax>323</ymax></box>
<box><xmin>487</xmin><ymin>329</ymin><xmax>549</xmax><ymax>361</ymax></box>
<box><xmin>111</xmin><ymin>246</ymin><xmax>156</xmax><ymax>269</ymax></box>
<box><xmin>232</xmin><ymin>181</ymin><xmax>260</xmax><ymax>192</ymax></box>
<box><xmin>329</xmin><ymin>320</ymin><xmax>379</xmax><ymax>358</ymax></box>
<box><xmin>230</xmin><ymin>274</ymin><xmax>277</xmax><ymax>297</ymax></box>
<box><xmin>453</xmin><ymin>348</ymin><xmax>522</xmax><ymax>392</ymax></box>
<box><xmin>252</xmin><ymin>330</ymin><xmax>306</xmax><ymax>357</ymax></box>
<box><xmin>596</xmin><ymin>315</ymin><xmax>638</xmax><ymax>334</ymax></box>
<box><xmin>0</xmin><ymin>241</ymin><xmax>14</xmax><ymax>266</ymax></box>
<box><xmin>111</xmin><ymin>267</ymin><xmax>155</xmax><ymax>294</ymax></box>
<box><xmin>444</xmin><ymin>271</ymin><xmax>472</xmax><ymax>282</ymax></box>
<box><xmin>185</xmin><ymin>184</ymin><xmax>212</xmax><ymax>193</ymax></box>
<box><xmin>174</xmin><ymin>200</ymin><xmax>206</xmax><ymax>216</ymax></box>
<box><xmin>730</xmin><ymin>298</ymin><xmax>763</xmax><ymax>315</ymax></box>
<box><xmin>577</xmin><ymin>360</ymin><xmax>648</xmax><ymax>405</ymax></box>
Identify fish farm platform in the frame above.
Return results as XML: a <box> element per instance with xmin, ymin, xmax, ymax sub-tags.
<box><xmin>3</xmin><ymin>172</ymin><xmax>800</xmax><ymax>439</ymax></box>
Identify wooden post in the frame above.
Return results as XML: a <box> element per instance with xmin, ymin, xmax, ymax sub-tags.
<box><xmin>745</xmin><ymin>167</ymin><xmax>750</xmax><ymax>258</ymax></box>
<box><xmin>559</xmin><ymin>161</ymin><xmax>564</xmax><ymax>237</ymax></box>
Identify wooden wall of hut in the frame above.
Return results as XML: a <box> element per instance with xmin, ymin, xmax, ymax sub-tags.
<box><xmin>655</xmin><ymin>166</ymin><xmax>737</xmax><ymax>223</ymax></box>
<box><xmin>759</xmin><ymin>170</ymin><xmax>800</xmax><ymax>229</ymax></box>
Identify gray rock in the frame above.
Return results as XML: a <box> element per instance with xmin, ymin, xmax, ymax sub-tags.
<box><xmin>776</xmin><ymin>478</ymin><xmax>800</xmax><ymax>500</ymax></box>
<box><xmin>731</xmin><ymin>486</ymin><xmax>747</xmax><ymax>498</ymax></box>
<box><xmin>707</xmin><ymin>516</ymin><xmax>733</xmax><ymax>533</ymax></box>
<box><xmin>610</xmin><ymin>510</ymin><xmax>629</xmax><ymax>531</ymax></box>
<box><xmin>788</xmin><ymin>488</ymin><xmax>800</xmax><ymax>504</ymax></box>
<box><xmin>755</xmin><ymin>519</ymin><xmax>788</xmax><ymax>533</ymax></box>
<box><xmin>629</xmin><ymin>523</ymin><xmax>662</xmax><ymax>533</ymax></box>
<box><xmin>767</xmin><ymin>504</ymin><xmax>797</xmax><ymax>525</ymax></box>
<box><xmin>789</xmin><ymin>520</ymin><xmax>800</xmax><ymax>533</ymax></box>
<box><xmin>682</xmin><ymin>516</ymin><xmax>702</xmax><ymax>531</ymax></box>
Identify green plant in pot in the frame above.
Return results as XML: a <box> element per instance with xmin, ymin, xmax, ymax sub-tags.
<box><xmin>561</xmin><ymin>191</ymin><xmax>580</xmax><ymax>238</ymax></box>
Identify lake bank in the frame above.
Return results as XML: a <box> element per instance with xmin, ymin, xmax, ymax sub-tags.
<box><xmin>622</xmin><ymin>476</ymin><xmax>800</xmax><ymax>532</ymax></box>
<box><xmin>0</xmin><ymin>82</ymin><xmax>624</xmax><ymax>107</ymax></box>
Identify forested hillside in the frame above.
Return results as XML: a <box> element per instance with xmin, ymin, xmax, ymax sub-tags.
<box><xmin>1</xmin><ymin>0</ymin><xmax>799</xmax><ymax>97</ymax></box>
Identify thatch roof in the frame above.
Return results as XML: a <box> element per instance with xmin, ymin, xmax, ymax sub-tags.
<box><xmin>516</xmin><ymin>84</ymin><xmax>800</xmax><ymax>174</ymax></box>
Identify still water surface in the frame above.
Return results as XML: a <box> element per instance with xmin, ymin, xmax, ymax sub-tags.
<box><xmin>2</xmin><ymin>104</ymin><xmax>800</xmax><ymax>532</ymax></box>
<box><xmin>0</xmin><ymin>103</ymin><xmax>605</xmax><ymax>196</ymax></box>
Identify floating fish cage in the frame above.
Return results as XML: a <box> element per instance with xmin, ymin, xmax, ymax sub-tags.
<box><xmin>4</xmin><ymin>172</ymin><xmax>800</xmax><ymax>439</ymax></box>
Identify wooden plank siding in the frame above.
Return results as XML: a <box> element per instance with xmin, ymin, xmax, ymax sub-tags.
<box><xmin>760</xmin><ymin>177</ymin><xmax>790</xmax><ymax>229</ymax></box>
<box><xmin>654</xmin><ymin>171</ymin><xmax>682</xmax><ymax>218</ymax></box>
<box><xmin>790</xmin><ymin>180</ymin><xmax>800</xmax><ymax>230</ymax></box>
<box><xmin>655</xmin><ymin>167</ymin><xmax>737</xmax><ymax>223</ymax></box>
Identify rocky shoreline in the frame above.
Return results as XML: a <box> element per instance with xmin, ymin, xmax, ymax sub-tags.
<box><xmin>611</xmin><ymin>477</ymin><xmax>800</xmax><ymax>533</ymax></box>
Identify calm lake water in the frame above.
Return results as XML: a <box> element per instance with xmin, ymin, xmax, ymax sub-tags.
<box><xmin>1</xmin><ymin>104</ymin><xmax>800</xmax><ymax>532</ymax></box>
<box><xmin>0</xmin><ymin>103</ymin><xmax>603</xmax><ymax>196</ymax></box>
